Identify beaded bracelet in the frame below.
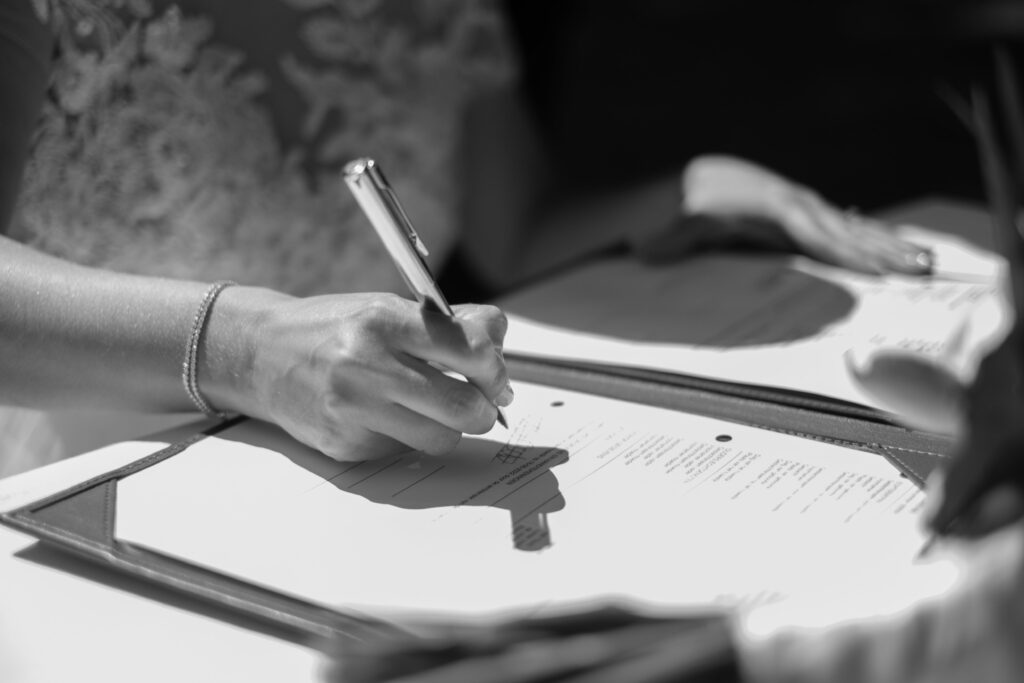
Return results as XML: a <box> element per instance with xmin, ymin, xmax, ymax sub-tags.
<box><xmin>182</xmin><ymin>280</ymin><xmax>236</xmax><ymax>419</ymax></box>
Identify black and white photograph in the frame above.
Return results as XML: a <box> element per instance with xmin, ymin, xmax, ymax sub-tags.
<box><xmin>1</xmin><ymin>1</ymin><xmax>1023</xmax><ymax>681</ymax></box>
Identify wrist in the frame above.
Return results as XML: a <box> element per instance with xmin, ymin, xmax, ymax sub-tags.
<box><xmin>198</xmin><ymin>285</ymin><xmax>294</xmax><ymax>419</ymax></box>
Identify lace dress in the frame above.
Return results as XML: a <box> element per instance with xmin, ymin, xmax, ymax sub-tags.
<box><xmin>7</xmin><ymin>0</ymin><xmax>512</xmax><ymax>295</ymax></box>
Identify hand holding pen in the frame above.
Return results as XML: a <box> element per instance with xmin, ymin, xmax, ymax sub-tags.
<box><xmin>925</xmin><ymin>328</ymin><xmax>1024</xmax><ymax>539</ymax></box>
<box><xmin>924</xmin><ymin>48</ymin><xmax>1024</xmax><ymax>543</ymax></box>
<box><xmin>344</xmin><ymin>157</ymin><xmax>512</xmax><ymax>431</ymax></box>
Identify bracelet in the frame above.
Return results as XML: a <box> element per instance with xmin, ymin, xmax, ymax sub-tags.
<box><xmin>182</xmin><ymin>280</ymin><xmax>236</xmax><ymax>419</ymax></box>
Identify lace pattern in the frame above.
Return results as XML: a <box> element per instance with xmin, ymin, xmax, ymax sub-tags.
<box><xmin>15</xmin><ymin>0</ymin><xmax>512</xmax><ymax>295</ymax></box>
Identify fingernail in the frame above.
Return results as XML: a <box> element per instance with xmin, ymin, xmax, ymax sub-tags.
<box><xmin>496</xmin><ymin>383</ymin><xmax>514</xmax><ymax>407</ymax></box>
<box><xmin>843</xmin><ymin>347</ymin><xmax>872</xmax><ymax>378</ymax></box>
<box><xmin>907</xmin><ymin>250</ymin><xmax>933</xmax><ymax>272</ymax></box>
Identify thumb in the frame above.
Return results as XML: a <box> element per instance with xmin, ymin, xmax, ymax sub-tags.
<box><xmin>845</xmin><ymin>348</ymin><xmax>965</xmax><ymax>435</ymax></box>
<box><xmin>928</xmin><ymin>433</ymin><xmax>1024</xmax><ymax>534</ymax></box>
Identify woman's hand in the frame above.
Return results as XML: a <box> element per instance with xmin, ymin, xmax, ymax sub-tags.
<box><xmin>923</xmin><ymin>327</ymin><xmax>1024</xmax><ymax>538</ymax></box>
<box><xmin>845</xmin><ymin>287</ymin><xmax>1023</xmax><ymax>538</ymax></box>
<box><xmin>663</xmin><ymin>155</ymin><xmax>934</xmax><ymax>275</ymax></box>
<box><xmin>204</xmin><ymin>288</ymin><xmax>512</xmax><ymax>461</ymax></box>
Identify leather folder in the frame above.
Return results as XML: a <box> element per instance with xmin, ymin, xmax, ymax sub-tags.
<box><xmin>0</xmin><ymin>355</ymin><xmax>952</xmax><ymax>646</ymax></box>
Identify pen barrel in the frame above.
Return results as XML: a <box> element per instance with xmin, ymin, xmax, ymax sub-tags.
<box><xmin>343</xmin><ymin>158</ymin><xmax>453</xmax><ymax>316</ymax></box>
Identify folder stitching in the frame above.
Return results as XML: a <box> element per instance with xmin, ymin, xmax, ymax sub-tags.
<box><xmin>103</xmin><ymin>476</ymin><xmax>116</xmax><ymax>545</ymax></box>
<box><xmin>5</xmin><ymin>438</ymin><xmax>200</xmax><ymax>514</ymax></box>
<box><xmin>876</xmin><ymin>447</ymin><xmax>929</xmax><ymax>483</ymax></box>
<box><xmin>9</xmin><ymin>508</ymin><xmax>379</xmax><ymax>641</ymax></box>
<box><xmin>751</xmin><ymin>426</ymin><xmax>940</xmax><ymax>486</ymax></box>
<box><xmin>513</xmin><ymin>358</ymin><xmax>947</xmax><ymax>473</ymax></box>
<box><xmin>881</xmin><ymin>445</ymin><xmax>951</xmax><ymax>457</ymax></box>
<box><xmin>11</xmin><ymin>516</ymin><xmax>112</xmax><ymax>556</ymax></box>
<box><xmin>749</xmin><ymin>424</ymin><xmax>873</xmax><ymax>450</ymax></box>
<box><xmin>2</xmin><ymin>418</ymin><xmax>245</xmax><ymax>517</ymax></box>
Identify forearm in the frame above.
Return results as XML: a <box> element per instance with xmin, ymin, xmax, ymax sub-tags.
<box><xmin>0</xmin><ymin>235</ymin><xmax>274</xmax><ymax>413</ymax></box>
<box><xmin>0</xmin><ymin>233</ymin><xmax>511</xmax><ymax>461</ymax></box>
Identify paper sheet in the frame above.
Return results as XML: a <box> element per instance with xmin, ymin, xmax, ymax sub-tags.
<box><xmin>116</xmin><ymin>381</ymin><xmax>926</xmax><ymax>623</ymax></box>
<box><xmin>501</xmin><ymin>230</ymin><xmax>1003</xmax><ymax>409</ymax></box>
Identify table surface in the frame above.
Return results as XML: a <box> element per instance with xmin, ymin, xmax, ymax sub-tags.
<box><xmin>0</xmin><ymin>197</ymin><xmax>997</xmax><ymax>682</ymax></box>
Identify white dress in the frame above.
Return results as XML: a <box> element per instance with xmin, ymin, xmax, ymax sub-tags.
<box><xmin>12</xmin><ymin>0</ymin><xmax>513</xmax><ymax>295</ymax></box>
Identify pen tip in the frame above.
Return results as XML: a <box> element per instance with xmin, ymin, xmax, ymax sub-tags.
<box><xmin>497</xmin><ymin>408</ymin><xmax>509</xmax><ymax>430</ymax></box>
<box><xmin>915</xmin><ymin>533</ymin><xmax>939</xmax><ymax>561</ymax></box>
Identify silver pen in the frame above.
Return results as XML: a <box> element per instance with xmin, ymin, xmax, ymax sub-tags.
<box><xmin>343</xmin><ymin>157</ymin><xmax>509</xmax><ymax>429</ymax></box>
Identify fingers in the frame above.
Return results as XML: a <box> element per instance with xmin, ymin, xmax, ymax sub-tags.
<box><xmin>844</xmin><ymin>348</ymin><xmax>965</xmax><ymax>435</ymax></box>
<box><xmin>361</xmin><ymin>401</ymin><xmax>465</xmax><ymax>457</ymax></box>
<box><xmin>782</xmin><ymin>195</ymin><xmax>933</xmax><ymax>276</ymax></box>
<box><xmin>250</xmin><ymin>293</ymin><xmax>513</xmax><ymax>462</ymax></box>
<box><xmin>958</xmin><ymin>485</ymin><xmax>1024</xmax><ymax>537</ymax></box>
<box><xmin>925</xmin><ymin>335</ymin><xmax>1024</xmax><ymax>534</ymax></box>
<box><xmin>768</xmin><ymin>196</ymin><xmax>874</xmax><ymax>272</ymax></box>
<box><xmin>680</xmin><ymin>155</ymin><xmax>933</xmax><ymax>276</ymax></box>
<box><xmin>400</xmin><ymin>302</ymin><xmax>514</xmax><ymax>407</ymax></box>
<box><xmin>926</xmin><ymin>468</ymin><xmax>1024</xmax><ymax>538</ymax></box>
<box><xmin>311</xmin><ymin>359</ymin><xmax>496</xmax><ymax>460</ymax></box>
<box><xmin>927</xmin><ymin>435</ymin><xmax>1024</xmax><ymax>535</ymax></box>
<box><xmin>387</xmin><ymin>353</ymin><xmax>502</xmax><ymax>436</ymax></box>
<box><xmin>308</xmin><ymin>383</ymin><xmax>484</xmax><ymax>462</ymax></box>
<box><xmin>680</xmin><ymin>155</ymin><xmax>932</xmax><ymax>275</ymax></box>
<box><xmin>925</xmin><ymin>448</ymin><xmax>991</xmax><ymax>534</ymax></box>
<box><xmin>324</xmin><ymin>302</ymin><xmax>509</xmax><ymax>456</ymax></box>
<box><xmin>849</xmin><ymin>217</ymin><xmax>934</xmax><ymax>275</ymax></box>
<box><xmin>314</xmin><ymin>427</ymin><xmax>415</xmax><ymax>463</ymax></box>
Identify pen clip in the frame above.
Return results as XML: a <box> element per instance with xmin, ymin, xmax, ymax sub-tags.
<box><xmin>342</xmin><ymin>157</ymin><xmax>511</xmax><ymax>430</ymax></box>
<box><xmin>343</xmin><ymin>157</ymin><xmax>453</xmax><ymax>316</ymax></box>
<box><xmin>369</xmin><ymin>163</ymin><xmax>431</xmax><ymax>261</ymax></box>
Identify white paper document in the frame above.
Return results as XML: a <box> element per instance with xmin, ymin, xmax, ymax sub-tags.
<box><xmin>502</xmin><ymin>233</ymin><xmax>1002</xmax><ymax>409</ymax></box>
<box><xmin>117</xmin><ymin>381</ymin><xmax>926</xmax><ymax>623</ymax></box>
